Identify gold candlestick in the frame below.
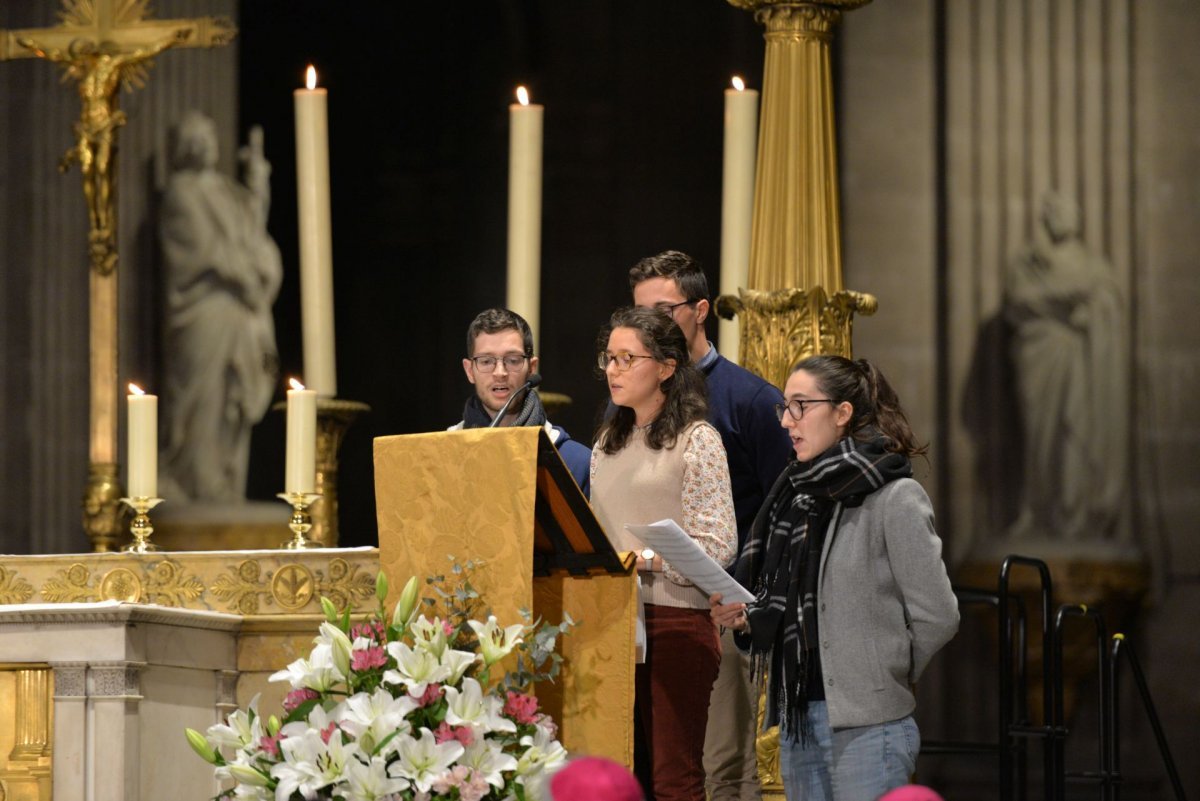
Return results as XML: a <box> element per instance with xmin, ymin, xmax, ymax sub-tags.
<box><xmin>277</xmin><ymin>491</ymin><xmax>322</xmax><ymax>550</ymax></box>
<box><xmin>120</xmin><ymin>496</ymin><xmax>164</xmax><ymax>553</ymax></box>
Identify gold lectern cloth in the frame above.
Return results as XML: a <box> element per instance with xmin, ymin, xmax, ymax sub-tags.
<box><xmin>374</xmin><ymin>427</ymin><xmax>636</xmax><ymax>767</ymax></box>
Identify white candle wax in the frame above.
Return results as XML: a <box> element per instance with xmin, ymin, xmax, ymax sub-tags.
<box><xmin>285</xmin><ymin>384</ymin><xmax>317</xmax><ymax>495</ymax></box>
<box><xmin>127</xmin><ymin>387</ymin><xmax>157</xmax><ymax>498</ymax></box>
<box><xmin>719</xmin><ymin>79</ymin><xmax>759</xmax><ymax>365</ymax></box>
<box><xmin>506</xmin><ymin>87</ymin><xmax>544</xmax><ymax>353</ymax></box>
<box><xmin>294</xmin><ymin>67</ymin><xmax>338</xmax><ymax>397</ymax></box>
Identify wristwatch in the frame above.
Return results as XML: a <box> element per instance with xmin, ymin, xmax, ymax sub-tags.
<box><xmin>640</xmin><ymin>548</ymin><xmax>655</xmax><ymax>571</ymax></box>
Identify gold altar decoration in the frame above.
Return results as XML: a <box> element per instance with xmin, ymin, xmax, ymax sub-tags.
<box><xmin>0</xmin><ymin>665</ymin><xmax>53</xmax><ymax>801</ymax></box>
<box><xmin>0</xmin><ymin>0</ymin><xmax>236</xmax><ymax>553</ymax></box>
<box><xmin>374</xmin><ymin>427</ymin><xmax>639</xmax><ymax>769</ymax></box>
<box><xmin>717</xmin><ymin>286</ymin><xmax>877</xmax><ymax>388</ymax></box>
<box><xmin>722</xmin><ymin>1</ymin><xmax>875</xmax><ymax>797</ymax></box>
<box><xmin>313</xmin><ymin>398</ymin><xmax>370</xmax><ymax>547</ymax></box>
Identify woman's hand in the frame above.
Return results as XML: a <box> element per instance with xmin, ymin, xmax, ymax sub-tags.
<box><xmin>709</xmin><ymin>592</ymin><xmax>750</xmax><ymax>632</ymax></box>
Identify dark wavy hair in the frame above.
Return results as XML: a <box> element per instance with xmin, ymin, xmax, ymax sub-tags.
<box><xmin>793</xmin><ymin>355</ymin><xmax>928</xmax><ymax>458</ymax></box>
<box><xmin>465</xmin><ymin>308</ymin><xmax>534</xmax><ymax>357</ymax></box>
<box><xmin>595</xmin><ymin>306</ymin><xmax>708</xmax><ymax>454</ymax></box>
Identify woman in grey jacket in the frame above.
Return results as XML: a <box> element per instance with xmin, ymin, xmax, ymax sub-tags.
<box><xmin>711</xmin><ymin>355</ymin><xmax>959</xmax><ymax>801</ymax></box>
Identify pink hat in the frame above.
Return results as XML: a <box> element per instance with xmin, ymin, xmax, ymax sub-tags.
<box><xmin>877</xmin><ymin>785</ymin><xmax>945</xmax><ymax>801</ymax></box>
<box><xmin>549</xmin><ymin>756</ymin><xmax>644</xmax><ymax>801</ymax></box>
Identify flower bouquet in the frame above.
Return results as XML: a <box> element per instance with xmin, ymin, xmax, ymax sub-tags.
<box><xmin>187</xmin><ymin>562</ymin><xmax>574</xmax><ymax>801</ymax></box>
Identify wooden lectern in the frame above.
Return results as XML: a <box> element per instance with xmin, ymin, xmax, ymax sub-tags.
<box><xmin>374</xmin><ymin>427</ymin><xmax>637</xmax><ymax>767</ymax></box>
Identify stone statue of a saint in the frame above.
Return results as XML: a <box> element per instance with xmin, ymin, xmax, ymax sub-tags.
<box><xmin>1004</xmin><ymin>191</ymin><xmax>1129</xmax><ymax>543</ymax></box>
<box><xmin>159</xmin><ymin>111</ymin><xmax>282</xmax><ymax>502</ymax></box>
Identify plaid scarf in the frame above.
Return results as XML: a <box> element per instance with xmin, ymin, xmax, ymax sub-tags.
<box><xmin>734</xmin><ymin>433</ymin><xmax>912</xmax><ymax>740</ymax></box>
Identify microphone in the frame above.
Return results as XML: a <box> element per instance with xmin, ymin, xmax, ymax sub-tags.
<box><xmin>488</xmin><ymin>374</ymin><xmax>542</xmax><ymax>428</ymax></box>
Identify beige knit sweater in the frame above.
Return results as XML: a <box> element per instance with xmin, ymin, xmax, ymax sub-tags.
<box><xmin>590</xmin><ymin>421</ymin><xmax>737</xmax><ymax>609</ymax></box>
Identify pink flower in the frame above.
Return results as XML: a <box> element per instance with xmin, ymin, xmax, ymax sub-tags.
<box><xmin>415</xmin><ymin>683</ymin><xmax>443</xmax><ymax>707</ymax></box>
<box><xmin>431</xmin><ymin>765</ymin><xmax>473</xmax><ymax>794</ymax></box>
<box><xmin>282</xmin><ymin>688</ymin><xmax>319</xmax><ymax>712</ymax></box>
<box><xmin>258</xmin><ymin>733</ymin><xmax>283</xmax><ymax>758</ymax></box>
<box><xmin>350</xmin><ymin>645</ymin><xmax>388</xmax><ymax>671</ymax></box>
<box><xmin>504</xmin><ymin>691</ymin><xmax>540</xmax><ymax>725</ymax></box>
<box><xmin>442</xmin><ymin>619</ymin><xmax>454</xmax><ymax>636</ymax></box>
<box><xmin>434</xmin><ymin>722</ymin><xmax>475</xmax><ymax>747</ymax></box>
<box><xmin>319</xmin><ymin>722</ymin><xmax>338</xmax><ymax>744</ymax></box>
<box><xmin>534</xmin><ymin>712</ymin><xmax>558</xmax><ymax>740</ymax></box>
<box><xmin>351</xmin><ymin>620</ymin><xmax>388</xmax><ymax>642</ymax></box>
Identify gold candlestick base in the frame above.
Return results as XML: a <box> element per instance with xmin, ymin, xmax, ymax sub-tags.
<box><xmin>276</xmin><ymin>492</ymin><xmax>322</xmax><ymax>550</ymax></box>
<box><xmin>119</xmin><ymin>496</ymin><xmax>164</xmax><ymax>553</ymax></box>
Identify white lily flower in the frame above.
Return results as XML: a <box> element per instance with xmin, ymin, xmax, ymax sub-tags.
<box><xmin>516</xmin><ymin>724</ymin><xmax>568</xmax><ymax>778</ymax></box>
<box><xmin>459</xmin><ymin>738</ymin><xmax>519</xmax><ymax>788</ymax></box>
<box><xmin>338</xmin><ymin>754</ymin><xmax>409</xmax><ymax>801</ymax></box>
<box><xmin>316</xmin><ymin>621</ymin><xmax>354</xmax><ymax>679</ymax></box>
<box><xmin>269</xmin><ymin>643</ymin><xmax>345</xmax><ymax>692</ymax></box>
<box><xmin>467</xmin><ymin>616</ymin><xmax>525</xmax><ymax>666</ymax></box>
<box><xmin>408</xmin><ymin>615</ymin><xmax>449</xmax><ymax>658</ymax></box>
<box><xmin>339</xmin><ymin>688</ymin><xmax>418</xmax><ymax>754</ymax></box>
<box><xmin>206</xmin><ymin>694</ymin><xmax>263</xmax><ymax>751</ymax></box>
<box><xmin>386</xmin><ymin>728</ymin><xmax>465</xmax><ymax>794</ymax></box>
<box><xmin>271</xmin><ymin>727</ymin><xmax>361</xmax><ymax>801</ymax></box>
<box><xmin>444</xmin><ymin>677</ymin><xmax>516</xmax><ymax>734</ymax></box>
<box><xmin>278</xmin><ymin>698</ymin><xmax>344</xmax><ymax>740</ymax></box>
<box><xmin>227</xmin><ymin>763</ymin><xmax>272</xmax><ymax>787</ymax></box>
<box><xmin>440</xmin><ymin>647</ymin><xmax>480</xmax><ymax>685</ymax></box>
<box><xmin>383</xmin><ymin>641</ymin><xmax>451</xmax><ymax>697</ymax></box>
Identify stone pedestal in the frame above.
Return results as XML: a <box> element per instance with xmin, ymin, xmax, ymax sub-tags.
<box><xmin>0</xmin><ymin>603</ymin><xmax>241</xmax><ymax>801</ymax></box>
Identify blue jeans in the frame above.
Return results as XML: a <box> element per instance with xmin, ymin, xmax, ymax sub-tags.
<box><xmin>779</xmin><ymin>701</ymin><xmax>919</xmax><ymax>801</ymax></box>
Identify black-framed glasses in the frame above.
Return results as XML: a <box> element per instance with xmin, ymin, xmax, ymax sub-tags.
<box><xmin>598</xmin><ymin>351</ymin><xmax>657</xmax><ymax>372</ymax></box>
<box><xmin>653</xmin><ymin>299</ymin><xmax>699</xmax><ymax>318</ymax></box>
<box><xmin>469</xmin><ymin>353</ymin><xmax>529</xmax><ymax>373</ymax></box>
<box><xmin>774</xmin><ymin>398</ymin><xmax>836</xmax><ymax>422</ymax></box>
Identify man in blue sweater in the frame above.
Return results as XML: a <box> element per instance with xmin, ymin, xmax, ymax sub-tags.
<box><xmin>450</xmin><ymin>308</ymin><xmax>591</xmax><ymax>497</ymax></box>
<box><xmin>631</xmin><ymin>251</ymin><xmax>791</xmax><ymax>801</ymax></box>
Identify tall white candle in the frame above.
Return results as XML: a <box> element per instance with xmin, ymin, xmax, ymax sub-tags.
<box><xmin>294</xmin><ymin>65</ymin><xmax>338</xmax><ymax>398</ymax></box>
<box><xmin>507</xmin><ymin>85</ymin><xmax>544</xmax><ymax>353</ymax></box>
<box><xmin>127</xmin><ymin>383</ymin><xmax>157</xmax><ymax>498</ymax></box>
<box><xmin>719</xmin><ymin>76</ymin><xmax>759</xmax><ymax>365</ymax></box>
<box><xmin>285</xmin><ymin>379</ymin><xmax>317</xmax><ymax>495</ymax></box>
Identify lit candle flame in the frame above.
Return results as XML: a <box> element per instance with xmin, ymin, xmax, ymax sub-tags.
<box><xmin>516</xmin><ymin>85</ymin><xmax>530</xmax><ymax>106</ymax></box>
<box><xmin>305</xmin><ymin>65</ymin><xmax>317</xmax><ymax>91</ymax></box>
<box><xmin>731</xmin><ymin>76</ymin><xmax>745</xmax><ymax>92</ymax></box>
<box><xmin>128</xmin><ymin>383</ymin><xmax>145</xmax><ymax>396</ymax></box>
<box><xmin>289</xmin><ymin>378</ymin><xmax>306</xmax><ymax>391</ymax></box>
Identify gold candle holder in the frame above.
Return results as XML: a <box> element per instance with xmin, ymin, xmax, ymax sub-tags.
<box><xmin>276</xmin><ymin>492</ymin><xmax>322</xmax><ymax>550</ymax></box>
<box><xmin>119</xmin><ymin>496</ymin><xmax>164</xmax><ymax>553</ymax></box>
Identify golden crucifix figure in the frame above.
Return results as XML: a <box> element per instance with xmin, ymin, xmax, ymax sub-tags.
<box><xmin>1</xmin><ymin>0</ymin><xmax>236</xmax><ymax>550</ymax></box>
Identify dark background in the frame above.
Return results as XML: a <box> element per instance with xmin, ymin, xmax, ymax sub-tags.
<box><xmin>238</xmin><ymin>3</ymin><xmax>769</xmax><ymax>545</ymax></box>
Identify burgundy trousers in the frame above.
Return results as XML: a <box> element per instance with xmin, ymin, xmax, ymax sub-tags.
<box><xmin>636</xmin><ymin>604</ymin><xmax>722</xmax><ymax>801</ymax></box>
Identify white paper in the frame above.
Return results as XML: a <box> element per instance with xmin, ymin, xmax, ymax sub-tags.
<box><xmin>625</xmin><ymin>519</ymin><xmax>756</xmax><ymax>604</ymax></box>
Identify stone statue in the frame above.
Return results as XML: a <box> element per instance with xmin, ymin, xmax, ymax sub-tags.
<box><xmin>159</xmin><ymin>111</ymin><xmax>282</xmax><ymax>503</ymax></box>
<box><xmin>1004</xmin><ymin>191</ymin><xmax>1128</xmax><ymax>543</ymax></box>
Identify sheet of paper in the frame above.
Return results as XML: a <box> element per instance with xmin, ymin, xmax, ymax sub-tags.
<box><xmin>625</xmin><ymin>519</ymin><xmax>756</xmax><ymax>604</ymax></box>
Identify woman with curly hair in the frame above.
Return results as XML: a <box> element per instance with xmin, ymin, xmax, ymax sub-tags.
<box><xmin>590</xmin><ymin>306</ymin><xmax>737</xmax><ymax>801</ymax></box>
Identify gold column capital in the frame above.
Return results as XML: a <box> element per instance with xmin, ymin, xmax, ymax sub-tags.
<box><xmin>717</xmin><ymin>287</ymin><xmax>876</xmax><ymax>389</ymax></box>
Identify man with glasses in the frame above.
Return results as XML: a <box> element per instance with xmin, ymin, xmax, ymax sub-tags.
<box><xmin>630</xmin><ymin>250</ymin><xmax>791</xmax><ymax>801</ymax></box>
<box><xmin>451</xmin><ymin>308</ymin><xmax>592</xmax><ymax>496</ymax></box>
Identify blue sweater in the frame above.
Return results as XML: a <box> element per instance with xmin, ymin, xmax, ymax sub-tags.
<box><xmin>700</xmin><ymin>352</ymin><xmax>793</xmax><ymax>558</ymax></box>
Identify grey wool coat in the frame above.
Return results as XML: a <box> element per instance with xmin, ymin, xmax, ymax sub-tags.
<box><xmin>747</xmin><ymin>477</ymin><xmax>960</xmax><ymax>731</ymax></box>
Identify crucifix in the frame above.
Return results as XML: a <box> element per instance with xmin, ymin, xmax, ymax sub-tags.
<box><xmin>1</xmin><ymin>0</ymin><xmax>236</xmax><ymax>550</ymax></box>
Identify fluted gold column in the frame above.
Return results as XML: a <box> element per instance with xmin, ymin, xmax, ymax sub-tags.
<box><xmin>720</xmin><ymin>0</ymin><xmax>876</xmax><ymax>390</ymax></box>
<box><xmin>747</xmin><ymin>2</ymin><xmax>861</xmax><ymax>291</ymax></box>
<box><xmin>9</xmin><ymin>668</ymin><xmax>52</xmax><ymax>761</ymax></box>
